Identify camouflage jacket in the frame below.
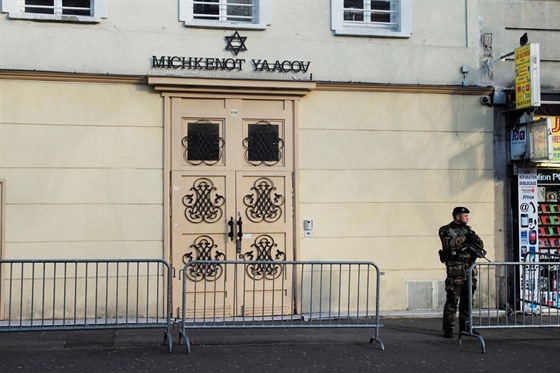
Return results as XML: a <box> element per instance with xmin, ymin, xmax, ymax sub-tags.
<box><xmin>438</xmin><ymin>221</ymin><xmax>484</xmax><ymax>263</ymax></box>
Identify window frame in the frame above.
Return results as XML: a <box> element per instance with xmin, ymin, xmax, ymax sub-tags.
<box><xmin>331</xmin><ymin>0</ymin><xmax>412</xmax><ymax>38</ymax></box>
<box><xmin>179</xmin><ymin>0</ymin><xmax>271</xmax><ymax>30</ymax></box>
<box><xmin>1</xmin><ymin>0</ymin><xmax>106</xmax><ymax>23</ymax></box>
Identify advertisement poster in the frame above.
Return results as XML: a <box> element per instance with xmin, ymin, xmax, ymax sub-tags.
<box><xmin>537</xmin><ymin>116</ymin><xmax>560</xmax><ymax>161</ymax></box>
<box><xmin>518</xmin><ymin>173</ymin><xmax>538</xmax><ymax>259</ymax></box>
<box><xmin>511</xmin><ymin>125</ymin><xmax>527</xmax><ymax>161</ymax></box>
<box><xmin>518</xmin><ymin>173</ymin><xmax>540</xmax><ymax>308</ymax></box>
<box><xmin>529</xmin><ymin>117</ymin><xmax>552</xmax><ymax>161</ymax></box>
<box><xmin>515</xmin><ymin>43</ymin><xmax>541</xmax><ymax>109</ymax></box>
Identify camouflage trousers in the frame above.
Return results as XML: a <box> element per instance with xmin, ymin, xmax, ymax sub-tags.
<box><xmin>442</xmin><ymin>262</ymin><xmax>477</xmax><ymax>332</ymax></box>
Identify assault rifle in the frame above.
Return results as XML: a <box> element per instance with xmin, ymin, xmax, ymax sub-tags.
<box><xmin>462</xmin><ymin>242</ymin><xmax>490</xmax><ymax>262</ymax></box>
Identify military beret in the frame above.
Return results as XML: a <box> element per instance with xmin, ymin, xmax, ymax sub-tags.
<box><xmin>453</xmin><ymin>206</ymin><xmax>470</xmax><ymax>215</ymax></box>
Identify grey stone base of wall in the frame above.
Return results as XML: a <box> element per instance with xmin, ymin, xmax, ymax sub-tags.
<box><xmin>406</xmin><ymin>280</ymin><xmax>446</xmax><ymax>310</ymax></box>
<box><xmin>380</xmin><ymin>309</ymin><xmax>442</xmax><ymax>319</ymax></box>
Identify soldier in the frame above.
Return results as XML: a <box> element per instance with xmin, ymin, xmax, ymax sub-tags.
<box><xmin>438</xmin><ymin>206</ymin><xmax>485</xmax><ymax>339</ymax></box>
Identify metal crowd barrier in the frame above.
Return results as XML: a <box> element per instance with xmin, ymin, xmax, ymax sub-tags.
<box><xmin>0</xmin><ymin>259</ymin><xmax>173</xmax><ymax>352</ymax></box>
<box><xmin>179</xmin><ymin>260</ymin><xmax>384</xmax><ymax>353</ymax></box>
<box><xmin>459</xmin><ymin>257</ymin><xmax>560</xmax><ymax>353</ymax></box>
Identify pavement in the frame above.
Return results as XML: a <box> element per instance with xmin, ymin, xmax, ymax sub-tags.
<box><xmin>0</xmin><ymin>316</ymin><xmax>559</xmax><ymax>373</ymax></box>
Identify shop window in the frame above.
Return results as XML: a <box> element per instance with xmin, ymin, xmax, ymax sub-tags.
<box><xmin>1</xmin><ymin>0</ymin><xmax>106</xmax><ymax>22</ymax></box>
<box><xmin>179</xmin><ymin>0</ymin><xmax>271</xmax><ymax>30</ymax></box>
<box><xmin>331</xmin><ymin>0</ymin><xmax>411</xmax><ymax>38</ymax></box>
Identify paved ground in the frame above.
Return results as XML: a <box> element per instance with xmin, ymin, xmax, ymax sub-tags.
<box><xmin>1</xmin><ymin>317</ymin><xmax>559</xmax><ymax>372</ymax></box>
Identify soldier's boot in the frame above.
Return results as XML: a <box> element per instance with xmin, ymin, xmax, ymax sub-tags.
<box><xmin>442</xmin><ymin>317</ymin><xmax>454</xmax><ymax>338</ymax></box>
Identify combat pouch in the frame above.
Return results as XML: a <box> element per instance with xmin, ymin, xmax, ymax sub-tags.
<box><xmin>438</xmin><ymin>249</ymin><xmax>447</xmax><ymax>263</ymax></box>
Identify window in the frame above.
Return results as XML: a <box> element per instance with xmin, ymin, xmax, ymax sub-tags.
<box><xmin>247</xmin><ymin>122</ymin><xmax>280</xmax><ymax>163</ymax></box>
<box><xmin>2</xmin><ymin>0</ymin><xmax>106</xmax><ymax>22</ymax></box>
<box><xmin>331</xmin><ymin>0</ymin><xmax>411</xmax><ymax>37</ymax></box>
<box><xmin>180</xmin><ymin>0</ymin><xmax>270</xmax><ymax>30</ymax></box>
<box><xmin>184</xmin><ymin>121</ymin><xmax>223</xmax><ymax>164</ymax></box>
<box><xmin>25</xmin><ymin>0</ymin><xmax>90</xmax><ymax>15</ymax></box>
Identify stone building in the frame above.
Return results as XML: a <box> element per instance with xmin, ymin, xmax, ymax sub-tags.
<box><xmin>2</xmin><ymin>1</ymin><xmax>554</xmax><ymax>315</ymax></box>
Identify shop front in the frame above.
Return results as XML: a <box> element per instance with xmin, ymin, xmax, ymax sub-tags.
<box><xmin>511</xmin><ymin>111</ymin><xmax>560</xmax><ymax>310</ymax></box>
<box><xmin>513</xmin><ymin>115</ymin><xmax>560</xmax><ymax>260</ymax></box>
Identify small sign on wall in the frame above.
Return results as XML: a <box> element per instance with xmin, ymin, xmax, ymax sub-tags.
<box><xmin>515</xmin><ymin>43</ymin><xmax>541</xmax><ymax>109</ymax></box>
<box><xmin>529</xmin><ymin>117</ymin><xmax>552</xmax><ymax>162</ymax></box>
<box><xmin>511</xmin><ymin>125</ymin><xmax>527</xmax><ymax>161</ymax></box>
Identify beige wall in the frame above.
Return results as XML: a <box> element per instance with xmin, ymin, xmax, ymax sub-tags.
<box><xmin>0</xmin><ymin>1</ymin><xmax>481</xmax><ymax>85</ymax></box>
<box><xmin>478</xmin><ymin>0</ymin><xmax>560</xmax><ymax>90</ymax></box>
<box><xmin>297</xmin><ymin>90</ymin><xmax>495</xmax><ymax>311</ymax></box>
<box><xmin>0</xmin><ymin>77</ymin><xmax>495</xmax><ymax>312</ymax></box>
<box><xmin>0</xmin><ymin>79</ymin><xmax>164</xmax><ymax>259</ymax></box>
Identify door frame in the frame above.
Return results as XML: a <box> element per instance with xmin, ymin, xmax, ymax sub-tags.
<box><xmin>148</xmin><ymin>77</ymin><xmax>315</xmax><ymax>309</ymax></box>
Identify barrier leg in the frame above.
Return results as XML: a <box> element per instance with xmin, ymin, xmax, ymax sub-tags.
<box><xmin>180</xmin><ymin>329</ymin><xmax>191</xmax><ymax>354</ymax></box>
<box><xmin>164</xmin><ymin>331</ymin><xmax>173</xmax><ymax>353</ymax></box>
<box><xmin>369</xmin><ymin>336</ymin><xmax>385</xmax><ymax>351</ymax></box>
<box><xmin>368</xmin><ymin>327</ymin><xmax>385</xmax><ymax>350</ymax></box>
<box><xmin>458</xmin><ymin>331</ymin><xmax>486</xmax><ymax>354</ymax></box>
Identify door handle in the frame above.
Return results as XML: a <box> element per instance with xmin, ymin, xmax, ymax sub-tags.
<box><xmin>228</xmin><ymin>217</ymin><xmax>235</xmax><ymax>242</ymax></box>
<box><xmin>236</xmin><ymin>215</ymin><xmax>243</xmax><ymax>258</ymax></box>
<box><xmin>236</xmin><ymin>216</ymin><xmax>243</xmax><ymax>240</ymax></box>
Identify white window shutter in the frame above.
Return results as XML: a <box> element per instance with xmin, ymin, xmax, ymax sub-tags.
<box><xmin>399</xmin><ymin>0</ymin><xmax>412</xmax><ymax>35</ymax></box>
<box><xmin>331</xmin><ymin>0</ymin><xmax>343</xmax><ymax>31</ymax></box>
<box><xmin>1</xmin><ymin>0</ymin><xmax>19</xmax><ymax>14</ymax></box>
<box><xmin>179</xmin><ymin>0</ymin><xmax>193</xmax><ymax>23</ymax></box>
<box><xmin>94</xmin><ymin>0</ymin><xmax>107</xmax><ymax>18</ymax></box>
<box><xmin>260</xmin><ymin>0</ymin><xmax>271</xmax><ymax>25</ymax></box>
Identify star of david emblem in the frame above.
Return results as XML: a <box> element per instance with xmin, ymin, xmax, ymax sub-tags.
<box><xmin>225</xmin><ymin>31</ymin><xmax>247</xmax><ymax>56</ymax></box>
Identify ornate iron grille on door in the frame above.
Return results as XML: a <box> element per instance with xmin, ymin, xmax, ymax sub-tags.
<box><xmin>243</xmin><ymin>177</ymin><xmax>285</xmax><ymax>223</ymax></box>
<box><xmin>243</xmin><ymin>234</ymin><xmax>286</xmax><ymax>280</ymax></box>
<box><xmin>182</xmin><ymin>235</ymin><xmax>226</xmax><ymax>282</ymax></box>
<box><xmin>182</xmin><ymin>120</ymin><xmax>225</xmax><ymax>166</ymax></box>
<box><xmin>182</xmin><ymin>178</ymin><xmax>225</xmax><ymax>223</ymax></box>
<box><xmin>243</xmin><ymin>121</ymin><xmax>284</xmax><ymax>166</ymax></box>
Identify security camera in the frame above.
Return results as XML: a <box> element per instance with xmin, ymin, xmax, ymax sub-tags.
<box><xmin>480</xmin><ymin>96</ymin><xmax>492</xmax><ymax>107</ymax></box>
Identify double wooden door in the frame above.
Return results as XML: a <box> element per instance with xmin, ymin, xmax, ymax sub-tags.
<box><xmin>170</xmin><ymin>97</ymin><xmax>294</xmax><ymax>318</ymax></box>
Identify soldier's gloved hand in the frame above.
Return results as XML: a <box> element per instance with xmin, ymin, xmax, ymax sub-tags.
<box><xmin>465</xmin><ymin>232</ymin><xmax>477</xmax><ymax>243</ymax></box>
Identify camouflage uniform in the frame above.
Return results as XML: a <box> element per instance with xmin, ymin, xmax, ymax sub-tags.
<box><xmin>438</xmin><ymin>221</ymin><xmax>484</xmax><ymax>336</ymax></box>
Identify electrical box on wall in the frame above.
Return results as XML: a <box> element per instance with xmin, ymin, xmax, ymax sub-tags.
<box><xmin>303</xmin><ymin>219</ymin><xmax>313</xmax><ymax>237</ymax></box>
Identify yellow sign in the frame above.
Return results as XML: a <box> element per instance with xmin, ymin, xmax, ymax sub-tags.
<box><xmin>538</xmin><ymin>116</ymin><xmax>560</xmax><ymax>161</ymax></box>
<box><xmin>515</xmin><ymin>43</ymin><xmax>541</xmax><ymax>109</ymax></box>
